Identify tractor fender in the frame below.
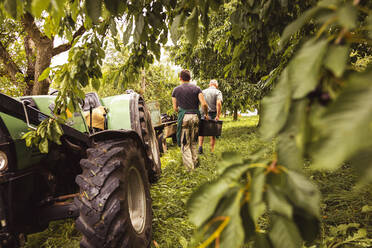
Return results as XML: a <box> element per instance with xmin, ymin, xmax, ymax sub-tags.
<box><xmin>88</xmin><ymin>130</ymin><xmax>153</xmax><ymax>180</ymax></box>
<box><xmin>89</xmin><ymin>129</ymin><xmax>143</xmax><ymax>146</ymax></box>
<box><xmin>128</xmin><ymin>92</ymin><xmax>142</xmax><ymax>138</ymax></box>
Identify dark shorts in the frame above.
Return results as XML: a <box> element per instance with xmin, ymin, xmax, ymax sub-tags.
<box><xmin>208</xmin><ymin>111</ymin><xmax>217</xmax><ymax>120</ymax></box>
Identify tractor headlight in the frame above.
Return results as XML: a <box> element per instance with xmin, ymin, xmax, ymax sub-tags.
<box><xmin>0</xmin><ymin>151</ymin><xmax>8</xmax><ymax>171</ymax></box>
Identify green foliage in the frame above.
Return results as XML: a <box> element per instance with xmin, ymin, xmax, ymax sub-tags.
<box><xmin>309</xmin><ymin>164</ymin><xmax>372</xmax><ymax>248</ymax></box>
<box><xmin>53</xmin><ymin>34</ymin><xmax>104</xmax><ymax>118</ymax></box>
<box><xmin>85</xmin><ymin>40</ymin><xmax>179</xmax><ymax>114</ymax></box>
<box><xmin>188</xmin><ymin>156</ymin><xmax>321</xmax><ymax>248</ymax></box>
<box><xmin>169</xmin><ymin>0</ymin><xmax>314</xmax><ymax>118</ymax></box>
<box><xmin>142</xmin><ymin>64</ymin><xmax>179</xmax><ymax>114</ymax></box>
<box><xmin>0</xmin><ymin>73</ymin><xmax>27</xmax><ymax>96</ymax></box>
<box><xmin>151</xmin><ymin>116</ymin><xmax>270</xmax><ymax>248</ymax></box>
<box><xmin>22</xmin><ymin>118</ymin><xmax>63</xmax><ymax>154</ymax></box>
<box><xmin>187</xmin><ymin>1</ymin><xmax>372</xmax><ymax>247</ymax></box>
<box><xmin>24</xmin><ymin>117</ymin><xmax>371</xmax><ymax>247</ymax></box>
<box><xmin>262</xmin><ymin>0</ymin><xmax>372</xmax><ymax>177</ymax></box>
<box><xmin>25</xmin><ymin>220</ymin><xmax>80</xmax><ymax>248</ymax></box>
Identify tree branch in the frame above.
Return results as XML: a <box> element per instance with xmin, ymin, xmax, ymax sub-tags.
<box><xmin>24</xmin><ymin>35</ymin><xmax>35</xmax><ymax>80</ymax></box>
<box><xmin>22</xmin><ymin>12</ymin><xmax>46</xmax><ymax>44</ymax></box>
<box><xmin>0</xmin><ymin>41</ymin><xmax>22</xmax><ymax>83</ymax></box>
<box><xmin>52</xmin><ymin>25</ymin><xmax>86</xmax><ymax>56</ymax></box>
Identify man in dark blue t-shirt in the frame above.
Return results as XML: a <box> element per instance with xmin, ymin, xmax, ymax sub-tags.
<box><xmin>172</xmin><ymin>69</ymin><xmax>208</xmax><ymax>171</ymax></box>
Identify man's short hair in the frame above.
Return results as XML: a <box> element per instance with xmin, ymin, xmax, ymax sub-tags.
<box><xmin>210</xmin><ymin>79</ymin><xmax>218</xmax><ymax>87</ymax></box>
<box><xmin>180</xmin><ymin>69</ymin><xmax>191</xmax><ymax>82</ymax></box>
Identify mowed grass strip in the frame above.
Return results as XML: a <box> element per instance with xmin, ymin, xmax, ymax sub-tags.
<box><xmin>150</xmin><ymin>116</ymin><xmax>266</xmax><ymax>247</ymax></box>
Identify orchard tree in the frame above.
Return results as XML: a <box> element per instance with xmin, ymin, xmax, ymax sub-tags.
<box><xmin>86</xmin><ymin>43</ymin><xmax>179</xmax><ymax>114</ymax></box>
<box><xmin>0</xmin><ymin>3</ymin><xmax>85</xmax><ymax>95</ymax></box>
<box><xmin>170</xmin><ymin>0</ymin><xmax>310</xmax><ymax>120</ymax></box>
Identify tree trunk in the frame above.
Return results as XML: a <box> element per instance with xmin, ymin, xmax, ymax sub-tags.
<box><xmin>233</xmin><ymin>106</ymin><xmax>238</xmax><ymax>121</ymax></box>
<box><xmin>24</xmin><ymin>35</ymin><xmax>35</xmax><ymax>95</ymax></box>
<box><xmin>32</xmin><ymin>38</ymin><xmax>53</xmax><ymax>95</ymax></box>
<box><xmin>0</xmin><ymin>12</ymin><xmax>85</xmax><ymax>96</ymax></box>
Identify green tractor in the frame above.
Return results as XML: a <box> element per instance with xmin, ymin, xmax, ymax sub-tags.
<box><xmin>0</xmin><ymin>90</ymin><xmax>161</xmax><ymax>247</ymax></box>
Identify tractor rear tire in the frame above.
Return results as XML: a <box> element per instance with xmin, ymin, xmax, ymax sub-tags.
<box><xmin>138</xmin><ymin>100</ymin><xmax>161</xmax><ymax>183</ymax></box>
<box><xmin>75</xmin><ymin>137</ymin><xmax>152</xmax><ymax>248</ymax></box>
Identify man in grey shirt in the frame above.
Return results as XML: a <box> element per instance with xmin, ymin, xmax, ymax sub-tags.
<box><xmin>199</xmin><ymin>79</ymin><xmax>223</xmax><ymax>153</ymax></box>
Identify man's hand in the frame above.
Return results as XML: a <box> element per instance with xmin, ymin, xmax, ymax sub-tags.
<box><xmin>215</xmin><ymin>116</ymin><xmax>219</xmax><ymax>121</ymax></box>
<box><xmin>205</xmin><ymin>115</ymin><xmax>210</xmax><ymax>120</ymax></box>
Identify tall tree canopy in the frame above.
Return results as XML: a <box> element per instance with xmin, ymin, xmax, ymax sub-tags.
<box><xmin>170</xmin><ymin>0</ymin><xmax>316</xmax><ymax>119</ymax></box>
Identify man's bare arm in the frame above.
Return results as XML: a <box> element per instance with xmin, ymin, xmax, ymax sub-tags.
<box><xmin>172</xmin><ymin>97</ymin><xmax>178</xmax><ymax>112</ymax></box>
<box><xmin>198</xmin><ymin>93</ymin><xmax>209</xmax><ymax>119</ymax></box>
<box><xmin>216</xmin><ymin>100</ymin><xmax>222</xmax><ymax>120</ymax></box>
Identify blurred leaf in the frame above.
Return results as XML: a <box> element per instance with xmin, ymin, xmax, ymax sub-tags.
<box><xmin>368</xmin><ymin>15</ymin><xmax>372</xmax><ymax>39</ymax></box>
<box><xmin>91</xmin><ymin>78</ymin><xmax>100</xmax><ymax>91</ymax></box>
<box><xmin>86</xmin><ymin>0</ymin><xmax>102</xmax><ymax>24</ymax></box>
<box><xmin>267</xmin><ymin>186</ymin><xmax>292</xmax><ymax>219</ymax></box>
<box><xmin>346</xmin><ymin>148</ymin><xmax>372</xmax><ymax>188</ymax></box>
<box><xmin>50</xmin><ymin>0</ymin><xmax>66</xmax><ymax>13</ymax></box>
<box><xmin>109</xmin><ymin>18</ymin><xmax>117</xmax><ymax>36</ymax></box>
<box><xmin>39</xmin><ymin>137</ymin><xmax>49</xmax><ymax>154</ymax></box>
<box><xmin>293</xmin><ymin>208</ymin><xmax>320</xmax><ymax>242</ymax></box>
<box><xmin>218</xmin><ymin>152</ymin><xmax>244</xmax><ymax>174</ymax></box>
<box><xmin>280</xmin><ymin>7</ymin><xmax>321</xmax><ymax>47</ymax></box>
<box><xmin>285</xmin><ymin>170</ymin><xmax>321</xmax><ymax>218</ymax></box>
<box><xmin>240</xmin><ymin>202</ymin><xmax>256</xmax><ymax>242</ymax></box>
<box><xmin>32</xmin><ymin>0</ymin><xmax>50</xmax><ymax>17</ymax></box>
<box><xmin>311</xmin><ymin>68</ymin><xmax>372</xmax><ymax>170</ymax></box>
<box><xmin>252</xmin><ymin>233</ymin><xmax>272</xmax><ymax>248</ymax></box>
<box><xmin>38</xmin><ymin>67</ymin><xmax>52</xmax><ymax>81</ymax></box>
<box><xmin>260</xmin><ymin>68</ymin><xmax>292</xmax><ymax>140</ymax></box>
<box><xmin>218</xmin><ymin>191</ymin><xmax>245</xmax><ymax>248</ymax></box>
<box><xmin>170</xmin><ymin>13</ymin><xmax>185</xmax><ymax>44</ymax></box>
<box><xmin>269</xmin><ymin>215</ymin><xmax>302</xmax><ymax>248</ymax></box>
<box><xmin>185</xmin><ymin>8</ymin><xmax>199</xmax><ymax>46</ymax></box>
<box><xmin>104</xmin><ymin>0</ymin><xmax>122</xmax><ymax>15</ymax></box>
<box><xmin>187</xmin><ymin>163</ymin><xmax>250</xmax><ymax>227</ymax></box>
<box><xmin>4</xmin><ymin>0</ymin><xmax>17</xmax><ymax>18</ymax></box>
<box><xmin>134</xmin><ymin>14</ymin><xmax>145</xmax><ymax>44</ymax></box>
<box><xmin>289</xmin><ymin>39</ymin><xmax>328</xmax><ymax>99</ymax></box>
<box><xmin>249</xmin><ymin>168</ymin><xmax>266</xmax><ymax>224</ymax></box>
<box><xmin>277</xmin><ymin>99</ymin><xmax>308</xmax><ymax>171</ymax></box>
<box><xmin>122</xmin><ymin>17</ymin><xmax>133</xmax><ymax>45</ymax></box>
<box><xmin>323</xmin><ymin>45</ymin><xmax>349</xmax><ymax>77</ymax></box>
<box><xmin>337</xmin><ymin>4</ymin><xmax>357</xmax><ymax>29</ymax></box>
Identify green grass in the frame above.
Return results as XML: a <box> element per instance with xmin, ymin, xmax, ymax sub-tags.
<box><xmin>150</xmin><ymin>116</ymin><xmax>266</xmax><ymax>247</ymax></box>
<box><xmin>25</xmin><ymin>116</ymin><xmax>371</xmax><ymax>247</ymax></box>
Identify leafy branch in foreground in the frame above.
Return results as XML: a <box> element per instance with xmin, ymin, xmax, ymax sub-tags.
<box><xmin>188</xmin><ymin>0</ymin><xmax>371</xmax><ymax>247</ymax></box>
<box><xmin>22</xmin><ymin>118</ymin><xmax>63</xmax><ymax>154</ymax></box>
<box><xmin>188</xmin><ymin>152</ymin><xmax>320</xmax><ymax>248</ymax></box>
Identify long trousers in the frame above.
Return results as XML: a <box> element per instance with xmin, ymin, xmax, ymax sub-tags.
<box><xmin>180</xmin><ymin>114</ymin><xmax>199</xmax><ymax>171</ymax></box>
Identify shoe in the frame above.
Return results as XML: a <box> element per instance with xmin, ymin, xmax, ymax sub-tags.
<box><xmin>198</xmin><ymin>146</ymin><xmax>203</xmax><ymax>154</ymax></box>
